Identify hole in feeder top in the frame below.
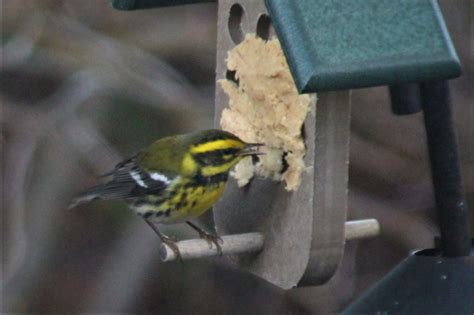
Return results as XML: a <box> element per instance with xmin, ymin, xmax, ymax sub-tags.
<box><xmin>228</xmin><ymin>3</ymin><xmax>245</xmax><ymax>44</ymax></box>
<box><xmin>256</xmin><ymin>14</ymin><xmax>274</xmax><ymax>41</ymax></box>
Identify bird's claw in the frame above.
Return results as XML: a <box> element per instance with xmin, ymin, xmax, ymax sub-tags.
<box><xmin>162</xmin><ymin>234</ymin><xmax>178</xmax><ymax>242</ymax></box>
<box><xmin>161</xmin><ymin>237</ymin><xmax>182</xmax><ymax>261</ymax></box>
<box><xmin>198</xmin><ymin>231</ymin><xmax>224</xmax><ymax>256</ymax></box>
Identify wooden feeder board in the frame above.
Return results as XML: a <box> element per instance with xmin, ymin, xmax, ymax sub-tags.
<box><xmin>213</xmin><ymin>1</ymin><xmax>352</xmax><ymax>290</ymax></box>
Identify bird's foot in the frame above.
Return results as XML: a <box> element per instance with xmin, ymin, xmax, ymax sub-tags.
<box><xmin>161</xmin><ymin>233</ymin><xmax>178</xmax><ymax>242</ymax></box>
<box><xmin>144</xmin><ymin>219</ymin><xmax>182</xmax><ymax>261</ymax></box>
<box><xmin>161</xmin><ymin>236</ymin><xmax>182</xmax><ymax>261</ymax></box>
<box><xmin>186</xmin><ymin>221</ymin><xmax>224</xmax><ymax>256</ymax></box>
<box><xmin>198</xmin><ymin>231</ymin><xmax>224</xmax><ymax>256</ymax></box>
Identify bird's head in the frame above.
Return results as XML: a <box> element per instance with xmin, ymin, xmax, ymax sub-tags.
<box><xmin>183</xmin><ymin>129</ymin><xmax>263</xmax><ymax>177</ymax></box>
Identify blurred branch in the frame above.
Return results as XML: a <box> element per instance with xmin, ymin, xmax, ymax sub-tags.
<box><xmin>0</xmin><ymin>12</ymin><xmax>45</xmax><ymax>70</ymax></box>
<box><xmin>81</xmin><ymin>220</ymin><xmax>161</xmax><ymax>312</ymax></box>
<box><xmin>28</xmin><ymin>12</ymin><xmax>209</xmax><ymax>118</ymax></box>
<box><xmin>1</xmin><ymin>71</ymin><xmax>113</xmax><ymax>292</ymax></box>
<box><xmin>2</xmin><ymin>126</ymin><xmax>37</xmax><ymax>286</ymax></box>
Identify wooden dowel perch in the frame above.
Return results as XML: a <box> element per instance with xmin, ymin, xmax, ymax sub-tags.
<box><xmin>160</xmin><ymin>219</ymin><xmax>380</xmax><ymax>262</ymax></box>
<box><xmin>160</xmin><ymin>232</ymin><xmax>264</xmax><ymax>262</ymax></box>
<box><xmin>345</xmin><ymin>219</ymin><xmax>380</xmax><ymax>241</ymax></box>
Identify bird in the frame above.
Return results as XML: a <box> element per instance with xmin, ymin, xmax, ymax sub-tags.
<box><xmin>70</xmin><ymin>129</ymin><xmax>263</xmax><ymax>259</ymax></box>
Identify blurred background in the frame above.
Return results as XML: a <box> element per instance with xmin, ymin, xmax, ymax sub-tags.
<box><xmin>1</xmin><ymin>0</ymin><xmax>472</xmax><ymax>313</ymax></box>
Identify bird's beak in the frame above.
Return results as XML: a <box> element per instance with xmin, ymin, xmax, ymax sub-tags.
<box><xmin>239</xmin><ymin>143</ymin><xmax>265</xmax><ymax>157</ymax></box>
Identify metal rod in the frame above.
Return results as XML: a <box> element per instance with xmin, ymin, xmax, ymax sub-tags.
<box><xmin>420</xmin><ymin>80</ymin><xmax>471</xmax><ymax>257</ymax></box>
<box><xmin>161</xmin><ymin>219</ymin><xmax>380</xmax><ymax>262</ymax></box>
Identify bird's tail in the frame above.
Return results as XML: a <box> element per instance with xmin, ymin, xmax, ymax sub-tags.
<box><xmin>68</xmin><ymin>184</ymin><xmax>106</xmax><ymax>209</ymax></box>
<box><xmin>69</xmin><ymin>178</ymin><xmax>135</xmax><ymax>209</ymax></box>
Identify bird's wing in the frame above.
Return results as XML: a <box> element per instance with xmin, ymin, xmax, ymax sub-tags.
<box><xmin>70</xmin><ymin>156</ymin><xmax>177</xmax><ymax>208</ymax></box>
<box><xmin>112</xmin><ymin>157</ymin><xmax>175</xmax><ymax>195</ymax></box>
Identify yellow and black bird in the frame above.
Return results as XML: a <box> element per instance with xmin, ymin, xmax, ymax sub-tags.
<box><xmin>71</xmin><ymin>129</ymin><xmax>263</xmax><ymax>258</ymax></box>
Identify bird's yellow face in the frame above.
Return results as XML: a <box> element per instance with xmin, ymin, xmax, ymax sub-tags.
<box><xmin>181</xmin><ymin>131</ymin><xmax>262</xmax><ymax>178</ymax></box>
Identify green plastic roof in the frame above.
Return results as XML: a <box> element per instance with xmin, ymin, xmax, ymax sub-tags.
<box><xmin>265</xmin><ymin>0</ymin><xmax>461</xmax><ymax>93</ymax></box>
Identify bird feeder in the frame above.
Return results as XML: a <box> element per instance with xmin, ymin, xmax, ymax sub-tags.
<box><xmin>112</xmin><ymin>0</ymin><xmax>472</xmax><ymax>307</ymax></box>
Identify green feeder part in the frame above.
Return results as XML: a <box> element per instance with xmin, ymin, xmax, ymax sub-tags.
<box><xmin>265</xmin><ymin>0</ymin><xmax>461</xmax><ymax>93</ymax></box>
